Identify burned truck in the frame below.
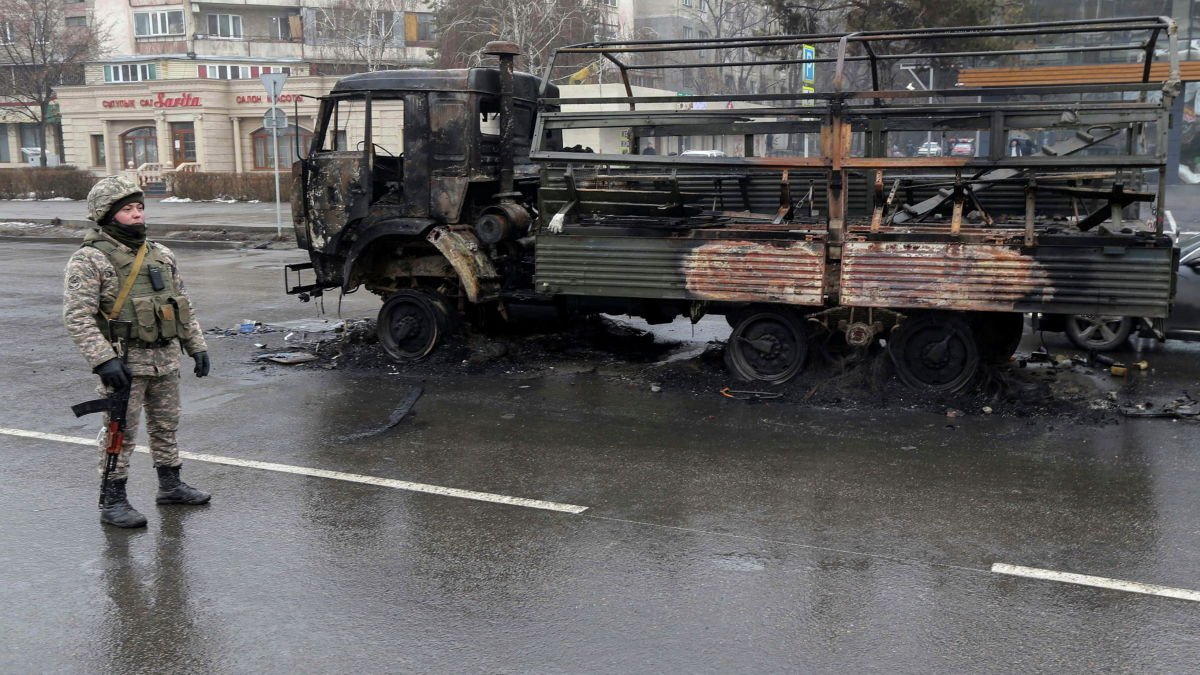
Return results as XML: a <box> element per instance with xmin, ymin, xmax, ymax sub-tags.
<box><xmin>288</xmin><ymin>19</ymin><xmax>1182</xmax><ymax>392</ymax></box>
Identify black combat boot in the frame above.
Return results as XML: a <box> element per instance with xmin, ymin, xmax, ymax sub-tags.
<box><xmin>155</xmin><ymin>465</ymin><xmax>211</xmax><ymax>505</ymax></box>
<box><xmin>100</xmin><ymin>478</ymin><xmax>148</xmax><ymax>528</ymax></box>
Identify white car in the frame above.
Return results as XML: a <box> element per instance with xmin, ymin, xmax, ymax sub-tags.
<box><xmin>679</xmin><ymin>149</ymin><xmax>726</xmax><ymax>157</ymax></box>
<box><xmin>916</xmin><ymin>141</ymin><xmax>942</xmax><ymax>157</ymax></box>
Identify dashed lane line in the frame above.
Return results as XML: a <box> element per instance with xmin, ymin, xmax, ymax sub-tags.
<box><xmin>993</xmin><ymin>563</ymin><xmax>1200</xmax><ymax>603</ymax></box>
<box><xmin>0</xmin><ymin>427</ymin><xmax>588</xmax><ymax>514</ymax></box>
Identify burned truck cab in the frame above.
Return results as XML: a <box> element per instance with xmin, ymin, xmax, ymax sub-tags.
<box><xmin>290</xmin><ymin>48</ymin><xmax>557</xmax><ymax>359</ymax></box>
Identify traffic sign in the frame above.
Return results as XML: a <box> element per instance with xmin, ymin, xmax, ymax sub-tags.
<box><xmin>263</xmin><ymin>107</ymin><xmax>287</xmax><ymax>129</ymax></box>
<box><xmin>260</xmin><ymin>73</ymin><xmax>288</xmax><ymax>102</ymax></box>
<box><xmin>802</xmin><ymin>44</ymin><xmax>816</xmax><ymax>85</ymax></box>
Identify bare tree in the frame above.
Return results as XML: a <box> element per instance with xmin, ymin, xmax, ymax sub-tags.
<box><xmin>0</xmin><ymin>0</ymin><xmax>108</xmax><ymax>165</ymax></box>
<box><xmin>760</xmin><ymin>0</ymin><xmax>1025</xmax><ymax>91</ymax></box>
<box><xmin>431</xmin><ymin>0</ymin><xmax>603</xmax><ymax>75</ymax></box>
<box><xmin>680</xmin><ymin>0</ymin><xmax>775</xmax><ymax>95</ymax></box>
<box><xmin>311</xmin><ymin>0</ymin><xmax>419</xmax><ymax>72</ymax></box>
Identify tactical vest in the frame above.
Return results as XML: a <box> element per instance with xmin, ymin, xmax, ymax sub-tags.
<box><xmin>82</xmin><ymin>230</ymin><xmax>193</xmax><ymax>347</ymax></box>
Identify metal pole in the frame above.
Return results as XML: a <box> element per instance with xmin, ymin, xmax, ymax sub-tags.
<box><xmin>272</xmin><ymin>120</ymin><xmax>281</xmax><ymax>239</ymax></box>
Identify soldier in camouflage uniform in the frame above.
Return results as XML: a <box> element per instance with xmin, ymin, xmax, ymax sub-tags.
<box><xmin>63</xmin><ymin>175</ymin><xmax>212</xmax><ymax>528</ymax></box>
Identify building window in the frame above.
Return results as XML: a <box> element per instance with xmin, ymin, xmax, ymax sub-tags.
<box><xmin>90</xmin><ymin>134</ymin><xmax>106</xmax><ymax>167</ymax></box>
<box><xmin>170</xmin><ymin>122</ymin><xmax>195</xmax><ymax>164</ymax></box>
<box><xmin>0</xmin><ymin>125</ymin><xmax>10</xmax><ymax>162</ymax></box>
<box><xmin>103</xmin><ymin>64</ymin><xmax>157</xmax><ymax>83</ymax></box>
<box><xmin>199</xmin><ymin>64</ymin><xmax>289</xmax><ymax>79</ymax></box>
<box><xmin>121</xmin><ymin>127</ymin><xmax>158</xmax><ymax>168</ymax></box>
<box><xmin>404</xmin><ymin>12</ymin><xmax>436</xmax><ymax>43</ymax></box>
<box><xmin>19</xmin><ymin>123</ymin><xmax>40</xmax><ymax>150</ymax></box>
<box><xmin>65</xmin><ymin>16</ymin><xmax>87</xmax><ymax>28</ymax></box>
<box><xmin>270</xmin><ymin>16</ymin><xmax>292</xmax><ymax>40</ymax></box>
<box><xmin>681</xmin><ymin>0</ymin><xmax>692</xmax><ymax>7</ymax></box>
<box><xmin>134</xmin><ymin>10</ymin><xmax>185</xmax><ymax>37</ymax></box>
<box><xmin>206</xmin><ymin>14</ymin><xmax>243</xmax><ymax>39</ymax></box>
<box><xmin>602</xmin><ymin>0</ymin><xmax>616</xmax><ymax>6</ymax></box>
<box><xmin>202</xmin><ymin>65</ymin><xmax>249</xmax><ymax>80</ymax></box>
<box><xmin>416</xmin><ymin>13</ymin><xmax>435</xmax><ymax>41</ymax></box>
<box><xmin>252</xmin><ymin>125</ymin><xmax>312</xmax><ymax>170</ymax></box>
<box><xmin>682</xmin><ymin>26</ymin><xmax>694</xmax><ymax>40</ymax></box>
<box><xmin>0</xmin><ymin>21</ymin><xmax>13</xmax><ymax>44</ymax></box>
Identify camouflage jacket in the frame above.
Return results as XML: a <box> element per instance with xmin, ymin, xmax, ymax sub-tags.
<box><xmin>63</xmin><ymin>229</ymin><xmax>207</xmax><ymax>376</ymax></box>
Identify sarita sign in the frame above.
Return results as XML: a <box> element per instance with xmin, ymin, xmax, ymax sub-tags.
<box><xmin>101</xmin><ymin>92</ymin><xmax>202</xmax><ymax>109</ymax></box>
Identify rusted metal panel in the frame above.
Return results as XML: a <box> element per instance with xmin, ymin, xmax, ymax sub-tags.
<box><xmin>535</xmin><ymin>235</ymin><xmax>825</xmax><ymax>305</ymax></box>
<box><xmin>840</xmin><ymin>241</ymin><xmax>1175</xmax><ymax>318</ymax></box>
<box><xmin>426</xmin><ymin>225</ymin><xmax>500</xmax><ymax>303</ymax></box>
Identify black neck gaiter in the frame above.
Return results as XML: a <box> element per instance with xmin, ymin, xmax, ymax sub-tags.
<box><xmin>102</xmin><ymin>222</ymin><xmax>147</xmax><ymax>250</ymax></box>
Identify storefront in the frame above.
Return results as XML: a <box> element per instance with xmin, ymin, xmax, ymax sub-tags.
<box><xmin>0</xmin><ymin>104</ymin><xmax>62</xmax><ymax>167</ymax></box>
<box><xmin>55</xmin><ymin>76</ymin><xmax>342</xmax><ymax>175</ymax></box>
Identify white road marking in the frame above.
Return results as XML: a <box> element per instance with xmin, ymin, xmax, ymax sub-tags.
<box><xmin>0</xmin><ymin>427</ymin><xmax>588</xmax><ymax>514</ymax></box>
<box><xmin>992</xmin><ymin>563</ymin><xmax>1200</xmax><ymax>603</ymax></box>
<box><xmin>1166</xmin><ymin>209</ymin><xmax>1177</xmax><ymax>239</ymax></box>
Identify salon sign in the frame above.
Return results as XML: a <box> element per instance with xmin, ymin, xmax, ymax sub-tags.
<box><xmin>101</xmin><ymin>92</ymin><xmax>202</xmax><ymax>109</ymax></box>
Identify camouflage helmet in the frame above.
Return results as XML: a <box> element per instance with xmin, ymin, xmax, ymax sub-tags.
<box><xmin>86</xmin><ymin>175</ymin><xmax>144</xmax><ymax>223</ymax></box>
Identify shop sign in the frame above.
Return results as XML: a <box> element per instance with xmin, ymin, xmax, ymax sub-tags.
<box><xmin>236</xmin><ymin>94</ymin><xmax>301</xmax><ymax>105</ymax></box>
<box><xmin>101</xmin><ymin>92</ymin><xmax>202</xmax><ymax>109</ymax></box>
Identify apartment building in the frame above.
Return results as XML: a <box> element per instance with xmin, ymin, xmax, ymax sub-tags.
<box><xmin>0</xmin><ymin>0</ymin><xmax>94</xmax><ymax>166</ymax></box>
<box><xmin>51</xmin><ymin>0</ymin><xmax>438</xmax><ymax>175</ymax></box>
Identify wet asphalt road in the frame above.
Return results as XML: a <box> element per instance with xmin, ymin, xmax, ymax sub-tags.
<box><xmin>1</xmin><ymin>241</ymin><xmax>1199</xmax><ymax>673</ymax></box>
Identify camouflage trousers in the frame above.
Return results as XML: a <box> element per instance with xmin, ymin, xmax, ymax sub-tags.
<box><xmin>96</xmin><ymin>371</ymin><xmax>182</xmax><ymax>480</ymax></box>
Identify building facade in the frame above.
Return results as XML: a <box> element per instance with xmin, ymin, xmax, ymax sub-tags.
<box><xmin>43</xmin><ymin>0</ymin><xmax>438</xmax><ymax>175</ymax></box>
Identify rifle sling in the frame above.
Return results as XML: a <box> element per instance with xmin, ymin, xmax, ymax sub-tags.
<box><xmin>107</xmin><ymin>242</ymin><xmax>148</xmax><ymax>322</ymax></box>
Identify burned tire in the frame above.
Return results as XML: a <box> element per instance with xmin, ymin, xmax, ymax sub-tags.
<box><xmin>1064</xmin><ymin>314</ymin><xmax>1132</xmax><ymax>352</ymax></box>
<box><xmin>971</xmin><ymin>312</ymin><xmax>1025</xmax><ymax>364</ymax></box>
<box><xmin>724</xmin><ymin>308</ymin><xmax>809</xmax><ymax>384</ymax></box>
<box><xmin>889</xmin><ymin>313</ymin><xmax>980</xmax><ymax>393</ymax></box>
<box><xmin>377</xmin><ymin>290</ymin><xmax>449</xmax><ymax>361</ymax></box>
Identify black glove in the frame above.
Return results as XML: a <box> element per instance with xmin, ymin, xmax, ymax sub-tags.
<box><xmin>192</xmin><ymin>351</ymin><xmax>210</xmax><ymax>378</ymax></box>
<box><xmin>94</xmin><ymin>358</ymin><xmax>131</xmax><ymax>390</ymax></box>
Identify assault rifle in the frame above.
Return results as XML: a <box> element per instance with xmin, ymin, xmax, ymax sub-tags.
<box><xmin>70</xmin><ymin>320</ymin><xmax>133</xmax><ymax>507</ymax></box>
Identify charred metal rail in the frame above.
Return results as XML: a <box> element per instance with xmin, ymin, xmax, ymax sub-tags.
<box><xmin>532</xmin><ymin>17</ymin><xmax>1180</xmax><ymax>323</ymax></box>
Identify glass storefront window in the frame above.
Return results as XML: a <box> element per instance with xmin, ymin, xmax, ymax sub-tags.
<box><xmin>252</xmin><ymin>125</ymin><xmax>311</xmax><ymax>169</ymax></box>
<box><xmin>121</xmin><ymin>126</ymin><xmax>158</xmax><ymax>168</ymax></box>
<box><xmin>19</xmin><ymin>123</ymin><xmax>40</xmax><ymax>150</ymax></box>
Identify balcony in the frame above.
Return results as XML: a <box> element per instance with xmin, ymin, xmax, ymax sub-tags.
<box><xmin>192</xmin><ymin>33</ymin><xmax>305</xmax><ymax>59</ymax></box>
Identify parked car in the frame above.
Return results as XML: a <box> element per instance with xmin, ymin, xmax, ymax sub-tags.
<box><xmin>949</xmin><ymin>140</ymin><xmax>974</xmax><ymax>157</ymax></box>
<box><xmin>916</xmin><ymin>141</ymin><xmax>942</xmax><ymax>157</ymax></box>
<box><xmin>680</xmin><ymin>149</ymin><xmax>727</xmax><ymax>157</ymax></box>
<box><xmin>1045</xmin><ymin>235</ymin><xmax>1200</xmax><ymax>350</ymax></box>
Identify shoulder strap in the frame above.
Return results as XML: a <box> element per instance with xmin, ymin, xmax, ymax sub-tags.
<box><xmin>108</xmin><ymin>242</ymin><xmax>149</xmax><ymax>321</ymax></box>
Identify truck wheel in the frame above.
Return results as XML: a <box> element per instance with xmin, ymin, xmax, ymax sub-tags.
<box><xmin>377</xmin><ymin>290</ymin><xmax>446</xmax><ymax>360</ymax></box>
<box><xmin>1064</xmin><ymin>314</ymin><xmax>1132</xmax><ymax>352</ymax></box>
<box><xmin>889</xmin><ymin>313</ymin><xmax>979</xmax><ymax>393</ymax></box>
<box><xmin>724</xmin><ymin>308</ymin><xmax>809</xmax><ymax>384</ymax></box>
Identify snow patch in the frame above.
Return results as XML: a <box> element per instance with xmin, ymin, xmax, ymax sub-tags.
<box><xmin>160</xmin><ymin>196</ymin><xmax>193</xmax><ymax>203</ymax></box>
